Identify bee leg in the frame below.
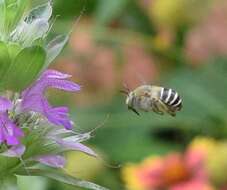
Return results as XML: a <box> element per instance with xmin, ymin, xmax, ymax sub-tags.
<box><xmin>151</xmin><ymin>99</ymin><xmax>164</xmax><ymax>115</ymax></box>
<box><xmin>157</xmin><ymin>99</ymin><xmax>176</xmax><ymax>117</ymax></box>
<box><xmin>167</xmin><ymin>108</ymin><xmax>176</xmax><ymax>117</ymax></box>
<box><xmin>128</xmin><ymin>106</ymin><xmax>140</xmax><ymax>116</ymax></box>
<box><xmin>169</xmin><ymin>112</ymin><xmax>176</xmax><ymax>117</ymax></box>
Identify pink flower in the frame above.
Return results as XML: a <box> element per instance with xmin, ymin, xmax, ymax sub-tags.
<box><xmin>185</xmin><ymin>1</ymin><xmax>227</xmax><ymax>64</ymax></box>
<box><xmin>122</xmin><ymin>150</ymin><xmax>214</xmax><ymax>190</ymax></box>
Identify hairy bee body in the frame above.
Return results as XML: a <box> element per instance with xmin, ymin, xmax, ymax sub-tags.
<box><xmin>126</xmin><ymin>85</ymin><xmax>182</xmax><ymax>116</ymax></box>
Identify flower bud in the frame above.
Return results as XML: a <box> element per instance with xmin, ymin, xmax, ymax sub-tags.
<box><xmin>0</xmin><ymin>1</ymin><xmax>68</xmax><ymax>92</ymax></box>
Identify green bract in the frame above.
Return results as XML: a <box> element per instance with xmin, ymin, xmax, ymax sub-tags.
<box><xmin>0</xmin><ymin>1</ymin><xmax>68</xmax><ymax>92</ymax></box>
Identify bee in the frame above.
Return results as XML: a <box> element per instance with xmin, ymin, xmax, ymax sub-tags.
<box><xmin>122</xmin><ymin>85</ymin><xmax>182</xmax><ymax>116</ymax></box>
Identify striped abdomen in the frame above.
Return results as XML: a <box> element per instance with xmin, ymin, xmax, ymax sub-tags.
<box><xmin>160</xmin><ymin>88</ymin><xmax>182</xmax><ymax>110</ymax></box>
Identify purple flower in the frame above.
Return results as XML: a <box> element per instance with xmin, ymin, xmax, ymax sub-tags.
<box><xmin>33</xmin><ymin>155</ymin><xmax>66</xmax><ymax>168</ymax></box>
<box><xmin>56</xmin><ymin>139</ymin><xmax>97</xmax><ymax>157</ymax></box>
<box><xmin>47</xmin><ymin>125</ymin><xmax>97</xmax><ymax>156</ymax></box>
<box><xmin>0</xmin><ymin>97</ymin><xmax>13</xmax><ymax>111</ymax></box>
<box><xmin>21</xmin><ymin>70</ymin><xmax>80</xmax><ymax>130</ymax></box>
<box><xmin>0</xmin><ymin>145</ymin><xmax>25</xmax><ymax>157</ymax></box>
<box><xmin>0</xmin><ymin>97</ymin><xmax>24</xmax><ymax>146</ymax></box>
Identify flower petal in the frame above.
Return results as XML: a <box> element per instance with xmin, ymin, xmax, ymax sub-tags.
<box><xmin>63</xmin><ymin>132</ymin><xmax>91</xmax><ymax>142</ymax></box>
<box><xmin>45</xmin><ymin>79</ymin><xmax>81</xmax><ymax>92</ymax></box>
<box><xmin>41</xmin><ymin>69</ymin><xmax>72</xmax><ymax>79</ymax></box>
<box><xmin>0</xmin><ymin>97</ymin><xmax>12</xmax><ymax>112</ymax></box>
<box><xmin>170</xmin><ymin>180</ymin><xmax>214</xmax><ymax>190</ymax></box>
<box><xmin>33</xmin><ymin>155</ymin><xmax>66</xmax><ymax>168</ymax></box>
<box><xmin>47</xmin><ymin>127</ymin><xmax>75</xmax><ymax>137</ymax></box>
<box><xmin>45</xmin><ymin>106</ymin><xmax>73</xmax><ymax>130</ymax></box>
<box><xmin>0</xmin><ymin>112</ymin><xmax>24</xmax><ymax>146</ymax></box>
<box><xmin>0</xmin><ymin>145</ymin><xmax>25</xmax><ymax>157</ymax></box>
<box><xmin>56</xmin><ymin>139</ymin><xmax>97</xmax><ymax>157</ymax></box>
<box><xmin>21</xmin><ymin>69</ymin><xmax>80</xmax><ymax>130</ymax></box>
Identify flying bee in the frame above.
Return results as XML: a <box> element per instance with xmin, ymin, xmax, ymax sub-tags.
<box><xmin>122</xmin><ymin>85</ymin><xmax>182</xmax><ymax>116</ymax></box>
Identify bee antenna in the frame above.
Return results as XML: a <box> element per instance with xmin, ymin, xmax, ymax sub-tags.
<box><xmin>123</xmin><ymin>83</ymin><xmax>130</xmax><ymax>92</ymax></box>
<box><xmin>120</xmin><ymin>89</ymin><xmax>128</xmax><ymax>95</ymax></box>
<box><xmin>120</xmin><ymin>82</ymin><xmax>131</xmax><ymax>96</ymax></box>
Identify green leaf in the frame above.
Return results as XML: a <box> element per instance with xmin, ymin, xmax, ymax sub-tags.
<box><xmin>119</xmin><ymin>1</ymin><xmax>156</xmax><ymax>35</ymax></box>
<box><xmin>0</xmin><ymin>0</ymin><xmax>6</xmax><ymax>35</ymax></box>
<box><xmin>95</xmin><ymin>0</ymin><xmax>129</xmax><ymax>25</ymax></box>
<box><xmin>18</xmin><ymin>169</ymin><xmax>110</xmax><ymax>190</ymax></box>
<box><xmin>0</xmin><ymin>41</ymin><xmax>11</xmax><ymax>83</ymax></box>
<box><xmin>45</xmin><ymin>34</ymin><xmax>68</xmax><ymax>66</ymax></box>
<box><xmin>14</xmin><ymin>0</ymin><xmax>29</xmax><ymax>25</ymax></box>
<box><xmin>3</xmin><ymin>46</ymin><xmax>46</xmax><ymax>91</ymax></box>
<box><xmin>17</xmin><ymin>176</ymin><xmax>48</xmax><ymax>190</ymax></box>
<box><xmin>4</xmin><ymin>0</ymin><xmax>29</xmax><ymax>34</ymax></box>
<box><xmin>7</xmin><ymin>42</ymin><xmax>22</xmax><ymax>59</ymax></box>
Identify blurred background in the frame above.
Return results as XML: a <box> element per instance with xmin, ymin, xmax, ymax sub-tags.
<box><xmin>23</xmin><ymin>0</ymin><xmax>227</xmax><ymax>189</ymax></box>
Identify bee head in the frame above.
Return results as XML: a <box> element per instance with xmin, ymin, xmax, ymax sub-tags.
<box><xmin>126</xmin><ymin>93</ymin><xmax>140</xmax><ymax>116</ymax></box>
<box><xmin>125</xmin><ymin>91</ymin><xmax>133</xmax><ymax>106</ymax></box>
<box><xmin>120</xmin><ymin>84</ymin><xmax>140</xmax><ymax>116</ymax></box>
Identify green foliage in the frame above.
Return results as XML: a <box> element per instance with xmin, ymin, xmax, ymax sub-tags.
<box><xmin>54</xmin><ymin>0</ymin><xmax>96</xmax><ymax>19</ymax></box>
<box><xmin>7</xmin><ymin>42</ymin><xmax>22</xmax><ymax>59</ymax></box>
<box><xmin>118</xmin><ymin>1</ymin><xmax>156</xmax><ymax>34</ymax></box>
<box><xmin>0</xmin><ymin>1</ymin><xmax>70</xmax><ymax>92</ymax></box>
<box><xmin>94</xmin><ymin>0</ymin><xmax>129</xmax><ymax>25</ymax></box>
<box><xmin>168</xmin><ymin>62</ymin><xmax>225</xmax><ymax>129</ymax></box>
<box><xmin>3</xmin><ymin>46</ymin><xmax>46</xmax><ymax>91</ymax></box>
<box><xmin>0</xmin><ymin>41</ymin><xmax>11</xmax><ymax>81</ymax></box>
<box><xmin>0</xmin><ymin>0</ymin><xmax>29</xmax><ymax>38</ymax></box>
<box><xmin>18</xmin><ymin>169</ymin><xmax>110</xmax><ymax>190</ymax></box>
<box><xmin>17</xmin><ymin>176</ymin><xmax>48</xmax><ymax>190</ymax></box>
